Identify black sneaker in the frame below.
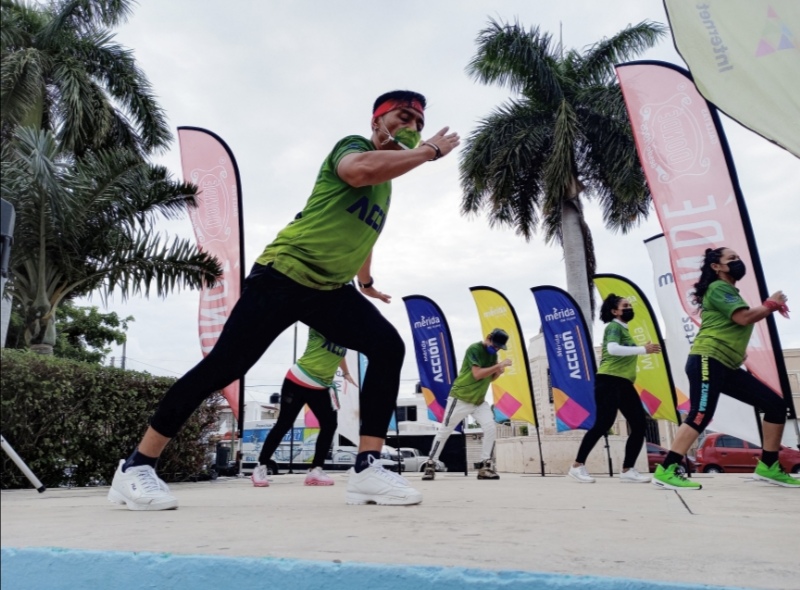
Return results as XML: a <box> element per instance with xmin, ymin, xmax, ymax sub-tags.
<box><xmin>477</xmin><ymin>460</ymin><xmax>499</xmax><ymax>480</ymax></box>
<box><xmin>421</xmin><ymin>461</ymin><xmax>436</xmax><ymax>481</ymax></box>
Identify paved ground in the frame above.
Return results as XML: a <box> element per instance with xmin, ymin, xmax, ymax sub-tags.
<box><xmin>1</xmin><ymin>471</ymin><xmax>798</xmax><ymax>589</ymax></box>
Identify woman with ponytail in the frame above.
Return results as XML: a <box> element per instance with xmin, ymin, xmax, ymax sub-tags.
<box><xmin>569</xmin><ymin>293</ymin><xmax>661</xmax><ymax>484</ymax></box>
<box><xmin>652</xmin><ymin>247</ymin><xmax>797</xmax><ymax>490</ymax></box>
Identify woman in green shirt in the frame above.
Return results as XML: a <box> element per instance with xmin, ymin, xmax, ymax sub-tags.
<box><xmin>652</xmin><ymin>247</ymin><xmax>797</xmax><ymax>490</ymax></box>
<box><xmin>251</xmin><ymin>328</ymin><xmax>356</xmax><ymax>488</ymax></box>
<box><xmin>569</xmin><ymin>294</ymin><xmax>661</xmax><ymax>484</ymax></box>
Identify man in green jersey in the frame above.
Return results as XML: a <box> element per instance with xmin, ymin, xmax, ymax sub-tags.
<box><xmin>422</xmin><ymin>329</ymin><xmax>512</xmax><ymax>481</ymax></box>
<box><xmin>109</xmin><ymin>91</ymin><xmax>460</xmax><ymax>510</ymax></box>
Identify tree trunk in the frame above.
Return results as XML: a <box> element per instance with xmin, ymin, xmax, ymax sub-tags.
<box><xmin>30</xmin><ymin>343</ymin><xmax>54</xmax><ymax>355</ymax></box>
<box><xmin>561</xmin><ymin>197</ymin><xmax>593</xmax><ymax>340</ymax></box>
<box><xmin>25</xmin><ymin>314</ymin><xmax>56</xmax><ymax>355</ymax></box>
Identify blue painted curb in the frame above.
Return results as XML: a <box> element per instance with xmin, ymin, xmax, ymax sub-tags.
<box><xmin>1</xmin><ymin>547</ymin><xmax>745</xmax><ymax>590</ymax></box>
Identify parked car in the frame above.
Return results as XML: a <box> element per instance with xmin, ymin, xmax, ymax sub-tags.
<box><xmin>379</xmin><ymin>445</ymin><xmax>405</xmax><ymax>472</ymax></box>
<box><xmin>398</xmin><ymin>447</ymin><xmax>446</xmax><ymax>472</ymax></box>
<box><xmin>330</xmin><ymin>446</ymin><xmax>358</xmax><ymax>468</ymax></box>
<box><xmin>695</xmin><ymin>433</ymin><xmax>800</xmax><ymax>474</ymax></box>
<box><xmin>646</xmin><ymin>443</ymin><xmax>695</xmax><ymax>474</ymax></box>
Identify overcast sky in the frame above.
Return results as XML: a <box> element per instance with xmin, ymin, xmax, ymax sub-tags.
<box><xmin>91</xmin><ymin>0</ymin><xmax>800</xmax><ymax>406</ymax></box>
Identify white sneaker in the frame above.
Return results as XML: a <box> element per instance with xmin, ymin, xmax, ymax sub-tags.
<box><xmin>251</xmin><ymin>464</ymin><xmax>270</xmax><ymax>487</ymax></box>
<box><xmin>619</xmin><ymin>468</ymin><xmax>651</xmax><ymax>483</ymax></box>
<box><xmin>346</xmin><ymin>457</ymin><xmax>422</xmax><ymax>505</ymax></box>
<box><xmin>305</xmin><ymin>466</ymin><xmax>334</xmax><ymax>486</ymax></box>
<box><xmin>107</xmin><ymin>459</ymin><xmax>178</xmax><ymax>511</ymax></box>
<box><xmin>568</xmin><ymin>464</ymin><xmax>596</xmax><ymax>483</ymax></box>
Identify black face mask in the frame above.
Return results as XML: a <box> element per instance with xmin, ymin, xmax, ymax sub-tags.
<box><xmin>620</xmin><ymin>308</ymin><xmax>635</xmax><ymax>322</ymax></box>
<box><xmin>726</xmin><ymin>260</ymin><xmax>746</xmax><ymax>281</ymax></box>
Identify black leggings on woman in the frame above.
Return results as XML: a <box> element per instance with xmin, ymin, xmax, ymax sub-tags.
<box><xmin>257</xmin><ymin>379</ymin><xmax>338</xmax><ymax>469</ymax></box>
<box><xmin>149</xmin><ymin>263</ymin><xmax>404</xmax><ymax>439</ymax></box>
<box><xmin>575</xmin><ymin>374</ymin><xmax>647</xmax><ymax>469</ymax></box>
<box><xmin>683</xmin><ymin>354</ymin><xmax>786</xmax><ymax>432</ymax></box>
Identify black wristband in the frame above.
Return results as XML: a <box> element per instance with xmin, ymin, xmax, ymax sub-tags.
<box><xmin>422</xmin><ymin>141</ymin><xmax>442</xmax><ymax>161</ymax></box>
<box><xmin>358</xmin><ymin>277</ymin><xmax>374</xmax><ymax>289</ymax></box>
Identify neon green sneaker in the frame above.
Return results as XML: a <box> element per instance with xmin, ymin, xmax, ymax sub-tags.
<box><xmin>753</xmin><ymin>460</ymin><xmax>800</xmax><ymax>487</ymax></box>
<box><xmin>651</xmin><ymin>464</ymin><xmax>702</xmax><ymax>491</ymax></box>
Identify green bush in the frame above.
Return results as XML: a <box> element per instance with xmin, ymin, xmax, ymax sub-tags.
<box><xmin>1</xmin><ymin>349</ymin><xmax>221</xmax><ymax>489</ymax></box>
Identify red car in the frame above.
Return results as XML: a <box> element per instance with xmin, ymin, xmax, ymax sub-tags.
<box><xmin>695</xmin><ymin>433</ymin><xmax>800</xmax><ymax>474</ymax></box>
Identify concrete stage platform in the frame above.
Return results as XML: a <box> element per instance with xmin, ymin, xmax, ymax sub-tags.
<box><xmin>2</xmin><ymin>471</ymin><xmax>798</xmax><ymax>589</ymax></box>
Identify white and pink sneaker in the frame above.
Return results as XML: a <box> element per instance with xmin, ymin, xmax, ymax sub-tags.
<box><xmin>304</xmin><ymin>466</ymin><xmax>334</xmax><ymax>486</ymax></box>
<box><xmin>251</xmin><ymin>464</ymin><xmax>270</xmax><ymax>487</ymax></box>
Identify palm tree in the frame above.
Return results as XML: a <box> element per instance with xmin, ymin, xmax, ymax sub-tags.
<box><xmin>1</xmin><ymin>127</ymin><xmax>222</xmax><ymax>353</ymax></box>
<box><xmin>460</xmin><ymin>19</ymin><xmax>666</xmax><ymax>325</ymax></box>
<box><xmin>1</xmin><ymin>0</ymin><xmax>170</xmax><ymax>157</ymax></box>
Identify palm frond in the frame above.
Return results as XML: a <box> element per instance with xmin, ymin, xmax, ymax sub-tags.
<box><xmin>542</xmin><ymin>99</ymin><xmax>579</xmax><ymax>212</ymax></box>
<box><xmin>70</xmin><ymin>150</ymin><xmax>197</xmax><ymax>234</ymax></box>
<box><xmin>459</xmin><ymin>100</ymin><xmax>551</xmax><ymax>240</ymax></box>
<box><xmin>82</xmin><ymin>229</ymin><xmax>223</xmax><ymax>302</ymax></box>
<box><xmin>77</xmin><ymin>32</ymin><xmax>172</xmax><ymax>152</ymax></box>
<box><xmin>3</xmin><ymin>0</ymin><xmax>169</xmax><ymax>155</ymax></box>
<box><xmin>44</xmin><ymin>0</ymin><xmax>134</xmax><ymax>37</ymax></box>
<box><xmin>0</xmin><ymin>0</ymin><xmax>44</xmax><ymax>51</ymax></box>
<box><xmin>0</xmin><ymin>47</ymin><xmax>48</xmax><ymax>125</ymax></box>
<box><xmin>6</xmin><ymin>126</ymin><xmax>75</xmax><ymax>218</ymax></box>
<box><xmin>578</xmin><ymin>21</ymin><xmax>667</xmax><ymax>84</ymax></box>
<box><xmin>575</xmin><ymin>87</ymin><xmax>651</xmax><ymax>233</ymax></box>
<box><xmin>467</xmin><ymin>18</ymin><xmax>562</xmax><ymax>105</ymax></box>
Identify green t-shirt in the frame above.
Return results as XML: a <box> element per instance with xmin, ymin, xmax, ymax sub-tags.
<box><xmin>597</xmin><ymin>320</ymin><xmax>638</xmax><ymax>383</ymax></box>
<box><xmin>690</xmin><ymin>280</ymin><xmax>752</xmax><ymax>369</ymax></box>
<box><xmin>256</xmin><ymin>135</ymin><xmax>391</xmax><ymax>289</ymax></box>
<box><xmin>449</xmin><ymin>342</ymin><xmax>497</xmax><ymax>405</ymax></box>
<box><xmin>296</xmin><ymin>328</ymin><xmax>347</xmax><ymax>385</ymax></box>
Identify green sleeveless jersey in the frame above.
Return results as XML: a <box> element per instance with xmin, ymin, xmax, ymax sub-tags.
<box><xmin>690</xmin><ymin>280</ymin><xmax>752</xmax><ymax>369</ymax></box>
<box><xmin>256</xmin><ymin>135</ymin><xmax>391</xmax><ymax>289</ymax></box>
<box><xmin>449</xmin><ymin>342</ymin><xmax>497</xmax><ymax>405</ymax></box>
<box><xmin>597</xmin><ymin>321</ymin><xmax>638</xmax><ymax>383</ymax></box>
<box><xmin>296</xmin><ymin>328</ymin><xmax>347</xmax><ymax>385</ymax></box>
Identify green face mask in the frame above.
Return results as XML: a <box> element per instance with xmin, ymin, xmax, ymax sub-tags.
<box><xmin>393</xmin><ymin>127</ymin><xmax>421</xmax><ymax>149</ymax></box>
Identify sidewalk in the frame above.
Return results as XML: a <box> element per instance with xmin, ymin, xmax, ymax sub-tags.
<box><xmin>1</xmin><ymin>471</ymin><xmax>798</xmax><ymax>589</ymax></box>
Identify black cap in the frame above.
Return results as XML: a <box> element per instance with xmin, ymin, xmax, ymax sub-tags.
<box><xmin>489</xmin><ymin>328</ymin><xmax>509</xmax><ymax>350</ymax></box>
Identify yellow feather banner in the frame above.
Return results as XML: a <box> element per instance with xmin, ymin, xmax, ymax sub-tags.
<box><xmin>469</xmin><ymin>287</ymin><xmax>536</xmax><ymax>425</ymax></box>
<box><xmin>593</xmin><ymin>274</ymin><xmax>680</xmax><ymax>424</ymax></box>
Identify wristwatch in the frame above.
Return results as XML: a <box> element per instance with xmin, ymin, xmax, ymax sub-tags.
<box><xmin>358</xmin><ymin>277</ymin><xmax>374</xmax><ymax>289</ymax></box>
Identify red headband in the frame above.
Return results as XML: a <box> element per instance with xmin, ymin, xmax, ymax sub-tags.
<box><xmin>373</xmin><ymin>99</ymin><xmax>424</xmax><ymax>120</ymax></box>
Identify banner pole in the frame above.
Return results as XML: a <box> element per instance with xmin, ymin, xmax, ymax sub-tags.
<box><xmin>395</xmin><ymin>405</ymin><xmax>402</xmax><ymax>473</ymax></box>
<box><xmin>793</xmin><ymin>419</ymin><xmax>800</xmax><ymax>452</ymax></box>
<box><xmin>463</xmin><ymin>419</ymin><xmax>469</xmax><ymax>476</ymax></box>
<box><xmin>288</xmin><ymin>323</ymin><xmax>297</xmax><ymax>474</ymax></box>
<box><xmin>236</xmin><ymin>130</ymin><xmax>246</xmax><ymax>474</ymax></box>
<box><xmin>0</xmin><ymin>435</ymin><xmax>45</xmax><ymax>493</ymax></box>
<box><xmin>534</xmin><ymin>425</ymin><xmax>545</xmax><ymax>477</ymax></box>
<box><xmin>603</xmin><ymin>434</ymin><xmax>613</xmax><ymax>477</ymax></box>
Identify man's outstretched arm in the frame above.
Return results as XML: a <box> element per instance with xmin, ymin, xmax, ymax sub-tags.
<box><xmin>338</xmin><ymin>127</ymin><xmax>459</xmax><ymax>187</ymax></box>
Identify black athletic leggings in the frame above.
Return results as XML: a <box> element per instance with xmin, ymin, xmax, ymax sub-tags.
<box><xmin>684</xmin><ymin>354</ymin><xmax>786</xmax><ymax>433</ymax></box>
<box><xmin>257</xmin><ymin>378</ymin><xmax>337</xmax><ymax>468</ymax></box>
<box><xmin>150</xmin><ymin>263</ymin><xmax>404</xmax><ymax>439</ymax></box>
<box><xmin>575</xmin><ymin>374</ymin><xmax>647</xmax><ymax>469</ymax></box>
